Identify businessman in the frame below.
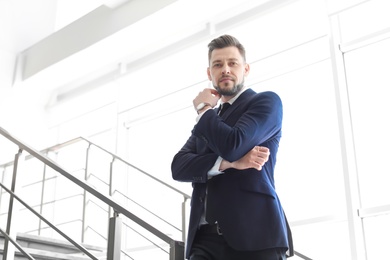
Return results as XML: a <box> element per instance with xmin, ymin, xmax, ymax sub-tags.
<box><xmin>171</xmin><ymin>34</ymin><xmax>293</xmax><ymax>260</ymax></box>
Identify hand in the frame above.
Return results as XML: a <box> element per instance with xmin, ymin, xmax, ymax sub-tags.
<box><xmin>220</xmin><ymin>146</ymin><xmax>270</xmax><ymax>171</ymax></box>
<box><xmin>193</xmin><ymin>88</ymin><xmax>221</xmax><ymax>111</ymax></box>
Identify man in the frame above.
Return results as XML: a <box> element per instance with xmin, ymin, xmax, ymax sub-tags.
<box><xmin>171</xmin><ymin>34</ymin><xmax>293</xmax><ymax>260</ymax></box>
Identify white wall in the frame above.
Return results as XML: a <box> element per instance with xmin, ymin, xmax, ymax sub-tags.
<box><xmin>1</xmin><ymin>0</ymin><xmax>389</xmax><ymax>259</ymax></box>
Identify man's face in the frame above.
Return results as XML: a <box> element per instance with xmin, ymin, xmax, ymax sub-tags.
<box><xmin>207</xmin><ymin>46</ymin><xmax>250</xmax><ymax>97</ymax></box>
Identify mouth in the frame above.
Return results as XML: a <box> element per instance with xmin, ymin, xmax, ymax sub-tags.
<box><xmin>219</xmin><ymin>77</ymin><xmax>234</xmax><ymax>83</ymax></box>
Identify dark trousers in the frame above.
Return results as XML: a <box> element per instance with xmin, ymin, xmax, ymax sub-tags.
<box><xmin>189</xmin><ymin>226</ymin><xmax>287</xmax><ymax>260</ymax></box>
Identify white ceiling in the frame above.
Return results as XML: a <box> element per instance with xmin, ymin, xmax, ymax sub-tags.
<box><xmin>3</xmin><ymin>0</ymin><xmax>279</xmax><ymax>94</ymax></box>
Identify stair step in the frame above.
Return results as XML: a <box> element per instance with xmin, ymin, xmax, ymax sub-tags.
<box><xmin>0</xmin><ymin>233</ymin><xmax>105</xmax><ymax>260</ymax></box>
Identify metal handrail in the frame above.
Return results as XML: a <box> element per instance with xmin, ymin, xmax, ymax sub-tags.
<box><xmin>0</xmin><ymin>127</ymin><xmax>174</xmax><ymax>242</ymax></box>
<box><xmin>294</xmin><ymin>251</ymin><xmax>314</xmax><ymax>260</ymax></box>
<box><xmin>1</xmin><ymin>133</ymin><xmax>190</xmax><ymax>243</ymax></box>
<box><xmin>0</xmin><ymin>126</ymin><xmax>185</xmax><ymax>259</ymax></box>
<box><xmin>67</xmin><ymin>136</ymin><xmax>191</xmax><ymax>199</ymax></box>
<box><xmin>0</xmin><ymin>135</ymin><xmax>190</xmax><ymax>200</ymax></box>
<box><xmin>113</xmin><ymin>189</ymin><xmax>182</xmax><ymax>232</ymax></box>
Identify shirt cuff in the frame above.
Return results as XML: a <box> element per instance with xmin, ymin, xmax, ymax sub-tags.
<box><xmin>208</xmin><ymin>156</ymin><xmax>224</xmax><ymax>177</ymax></box>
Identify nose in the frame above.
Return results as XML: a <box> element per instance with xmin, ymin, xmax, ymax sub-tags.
<box><xmin>221</xmin><ymin>64</ymin><xmax>230</xmax><ymax>74</ymax></box>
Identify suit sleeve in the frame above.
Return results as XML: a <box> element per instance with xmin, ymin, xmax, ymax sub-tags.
<box><xmin>192</xmin><ymin>91</ymin><xmax>283</xmax><ymax>162</ymax></box>
<box><xmin>171</xmin><ymin>132</ymin><xmax>219</xmax><ymax>183</ymax></box>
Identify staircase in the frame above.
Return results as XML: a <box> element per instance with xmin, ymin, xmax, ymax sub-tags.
<box><xmin>0</xmin><ymin>233</ymin><xmax>105</xmax><ymax>260</ymax></box>
<box><xmin>0</xmin><ymin>127</ymin><xmax>186</xmax><ymax>260</ymax></box>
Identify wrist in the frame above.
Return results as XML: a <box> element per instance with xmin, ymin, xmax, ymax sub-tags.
<box><xmin>219</xmin><ymin>159</ymin><xmax>231</xmax><ymax>171</ymax></box>
<box><xmin>196</xmin><ymin>103</ymin><xmax>213</xmax><ymax>114</ymax></box>
<box><xmin>196</xmin><ymin>102</ymin><xmax>212</xmax><ymax>114</ymax></box>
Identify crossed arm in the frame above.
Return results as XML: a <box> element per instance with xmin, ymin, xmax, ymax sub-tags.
<box><xmin>219</xmin><ymin>146</ymin><xmax>270</xmax><ymax>172</ymax></box>
<box><xmin>171</xmin><ymin>140</ymin><xmax>271</xmax><ymax>183</ymax></box>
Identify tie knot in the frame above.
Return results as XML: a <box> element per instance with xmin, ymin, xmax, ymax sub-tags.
<box><xmin>218</xmin><ymin>103</ymin><xmax>231</xmax><ymax>116</ymax></box>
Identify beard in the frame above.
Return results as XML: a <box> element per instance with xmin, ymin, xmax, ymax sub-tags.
<box><xmin>214</xmin><ymin>80</ymin><xmax>245</xmax><ymax>97</ymax></box>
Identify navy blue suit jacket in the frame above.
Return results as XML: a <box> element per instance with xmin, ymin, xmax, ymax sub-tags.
<box><xmin>171</xmin><ymin>88</ymin><xmax>291</xmax><ymax>258</ymax></box>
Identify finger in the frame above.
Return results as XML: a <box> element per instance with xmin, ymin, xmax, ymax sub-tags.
<box><xmin>257</xmin><ymin>159</ymin><xmax>266</xmax><ymax>166</ymax></box>
<box><xmin>257</xmin><ymin>152</ymin><xmax>268</xmax><ymax>160</ymax></box>
<box><xmin>209</xmin><ymin>88</ymin><xmax>219</xmax><ymax>95</ymax></box>
<box><xmin>258</xmin><ymin>146</ymin><xmax>269</xmax><ymax>153</ymax></box>
<box><xmin>254</xmin><ymin>164</ymin><xmax>262</xmax><ymax>171</ymax></box>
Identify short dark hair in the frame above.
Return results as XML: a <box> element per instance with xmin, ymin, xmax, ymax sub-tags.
<box><xmin>207</xmin><ymin>34</ymin><xmax>246</xmax><ymax>63</ymax></box>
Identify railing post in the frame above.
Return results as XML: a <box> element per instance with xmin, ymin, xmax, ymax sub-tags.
<box><xmin>170</xmin><ymin>240</ymin><xmax>185</xmax><ymax>260</ymax></box>
<box><xmin>3</xmin><ymin>149</ymin><xmax>24</xmax><ymax>260</ymax></box>
<box><xmin>107</xmin><ymin>212</ymin><xmax>122</xmax><ymax>260</ymax></box>
<box><xmin>38</xmin><ymin>151</ymin><xmax>50</xmax><ymax>236</ymax></box>
<box><xmin>82</xmin><ymin>143</ymin><xmax>91</xmax><ymax>243</ymax></box>
<box><xmin>109</xmin><ymin>156</ymin><xmax>116</xmax><ymax>219</ymax></box>
<box><xmin>0</xmin><ymin>166</ymin><xmax>6</xmax><ymax>208</ymax></box>
<box><xmin>181</xmin><ymin>197</ymin><xmax>189</xmax><ymax>243</ymax></box>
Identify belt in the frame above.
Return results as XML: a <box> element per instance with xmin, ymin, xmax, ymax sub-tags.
<box><xmin>199</xmin><ymin>223</ymin><xmax>223</xmax><ymax>235</ymax></box>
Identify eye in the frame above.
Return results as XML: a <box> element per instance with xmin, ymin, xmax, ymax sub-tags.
<box><xmin>213</xmin><ymin>63</ymin><xmax>222</xmax><ymax>68</ymax></box>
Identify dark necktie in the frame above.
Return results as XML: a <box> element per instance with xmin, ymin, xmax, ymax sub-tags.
<box><xmin>218</xmin><ymin>103</ymin><xmax>231</xmax><ymax>116</ymax></box>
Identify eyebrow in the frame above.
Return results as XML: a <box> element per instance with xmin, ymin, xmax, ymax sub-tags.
<box><xmin>211</xmin><ymin>58</ymin><xmax>239</xmax><ymax>64</ymax></box>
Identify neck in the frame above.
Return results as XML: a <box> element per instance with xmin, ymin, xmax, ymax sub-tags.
<box><xmin>221</xmin><ymin>86</ymin><xmax>246</xmax><ymax>103</ymax></box>
<box><xmin>221</xmin><ymin>95</ymin><xmax>235</xmax><ymax>103</ymax></box>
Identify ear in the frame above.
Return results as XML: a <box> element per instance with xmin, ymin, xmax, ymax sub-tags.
<box><xmin>244</xmin><ymin>63</ymin><xmax>250</xmax><ymax>76</ymax></box>
<box><xmin>207</xmin><ymin>67</ymin><xmax>212</xmax><ymax>81</ymax></box>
